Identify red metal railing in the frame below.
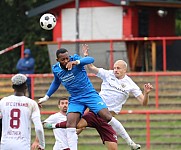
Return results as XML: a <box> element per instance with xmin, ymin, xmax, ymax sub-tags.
<box><xmin>30</xmin><ymin>72</ymin><xmax>181</xmax><ymax>109</ymax></box>
<box><xmin>1</xmin><ymin>37</ymin><xmax>181</xmax><ymax>72</ymax></box>
<box><xmin>40</xmin><ymin>109</ymin><xmax>181</xmax><ymax>150</ymax></box>
<box><xmin>35</xmin><ymin>36</ymin><xmax>181</xmax><ymax>71</ymax></box>
<box><xmin>126</xmin><ymin>71</ymin><xmax>181</xmax><ymax>109</ymax></box>
<box><xmin>121</xmin><ymin>110</ymin><xmax>181</xmax><ymax>150</ymax></box>
<box><xmin>0</xmin><ymin>41</ymin><xmax>24</xmax><ymax>58</ymax></box>
<box><xmin>1</xmin><ymin>71</ymin><xmax>181</xmax><ymax>109</ymax></box>
<box><xmin>0</xmin><ymin>73</ymin><xmax>180</xmax><ymax>149</ymax></box>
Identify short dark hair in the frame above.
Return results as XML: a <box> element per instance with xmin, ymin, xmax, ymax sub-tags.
<box><xmin>12</xmin><ymin>82</ymin><xmax>27</xmax><ymax>91</ymax></box>
<box><xmin>56</xmin><ymin>48</ymin><xmax>68</xmax><ymax>58</ymax></box>
<box><xmin>58</xmin><ymin>97</ymin><xmax>68</xmax><ymax>105</ymax></box>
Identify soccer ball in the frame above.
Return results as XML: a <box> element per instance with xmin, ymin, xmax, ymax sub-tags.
<box><xmin>40</xmin><ymin>13</ymin><xmax>56</xmax><ymax>30</ymax></box>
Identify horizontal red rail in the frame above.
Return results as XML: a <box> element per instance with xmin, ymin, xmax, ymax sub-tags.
<box><xmin>35</xmin><ymin>36</ymin><xmax>181</xmax><ymax>44</ymax></box>
<box><xmin>0</xmin><ymin>41</ymin><xmax>24</xmax><ymax>55</ymax></box>
<box><xmin>121</xmin><ymin>109</ymin><xmax>181</xmax><ymax>114</ymax></box>
<box><xmin>0</xmin><ymin>71</ymin><xmax>181</xmax><ymax>78</ymax></box>
<box><xmin>0</xmin><ymin>72</ymin><xmax>180</xmax><ymax>109</ymax></box>
<box><xmin>40</xmin><ymin>109</ymin><xmax>181</xmax><ymax>115</ymax></box>
<box><xmin>0</xmin><ymin>72</ymin><xmax>181</xmax><ymax>109</ymax></box>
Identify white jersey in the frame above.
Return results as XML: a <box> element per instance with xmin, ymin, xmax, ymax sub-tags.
<box><xmin>0</xmin><ymin>95</ymin><xmax>44</xmax><ymax>150</ymax></box>
<box><xmin>97</xmin><ymin>68</ymin><xmax>142</xmax><ymax>114</ymax></box>
<box><xmin>43</xmin><ymin>112</ymin><xmax>68</xmax><ymax>150</ymax></box>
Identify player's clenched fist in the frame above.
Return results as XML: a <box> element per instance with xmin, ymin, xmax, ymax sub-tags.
<box><xmin>144</xmin><ymin>83</ymin><xmax>153</xmax><ymax>94</ymax></box>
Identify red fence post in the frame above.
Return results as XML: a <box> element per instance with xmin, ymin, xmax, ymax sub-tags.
<box><xmin>162</xmin><ymin>39</ymin><xmax>167</xmax><ymax>71</ymax></box>
<box><xmin>110</xmin><ymin>40</ymin><xmax>114</xmax><ymax>69</ymax></box>
<box><xmin>58</xmin><ymin>41</ymin><xmax>61</xmax><ymax>49</ymax></box>
<box><xmin>155</xmin><ymin>74</ymin><xmax>159</xmax><ymax>109</ymax></box>
<box><xmin>146</xmin><ymin>112</ymin><xmax>150</xmax><ymax>150</ymax></box>
<box><xmin>31</xmin><ymin>76</ymin><xmax>35</xmax><ymax>100</ymax></box>
<box><xmin>21</xmin><ymin>41</ymin><xmax>24</xmax><ymax>58</ymax></box>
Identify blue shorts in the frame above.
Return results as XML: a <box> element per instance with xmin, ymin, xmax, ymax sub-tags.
<box><xmin>67</xmin><ymin>92</ymin><xmax>107</xmax><ymax>115</ymax></box>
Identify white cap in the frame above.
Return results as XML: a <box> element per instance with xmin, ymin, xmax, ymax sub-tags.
<box><xmin>11</xmin><ymin>74</ymin><xmax>27</xmax><ymax>85</ymax></box>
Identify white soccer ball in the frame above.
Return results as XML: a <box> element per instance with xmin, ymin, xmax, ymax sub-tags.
<box><xmin>40</xmin><ymin>13</ymin><xmax>56</xmax><ymax>30</ymax></box>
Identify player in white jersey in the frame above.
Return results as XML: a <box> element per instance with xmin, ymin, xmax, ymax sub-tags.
<box><xmin>0</xmin><ymin>74</ymin><xmax>45</xmax><ymax>150</ymax></box>
<box><xmin>32</xmin><ymin>98</ymin><xmax>69</xmax><ymax>150</ymax></box>
<box><xmin>82</xmin><ymin>44</ymin><xmax>153</xmax><ymax>149</ymax></box>
<box><xmin>97</xmin><ymin>67</ymin><xmax>147</xmax><ymax>114</ymax></box>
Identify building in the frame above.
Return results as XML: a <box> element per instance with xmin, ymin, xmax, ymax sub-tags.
<box><xmin>26</xmin><ymin>0</ymin><xmax>181</xmax><ymax>71</ymax></box>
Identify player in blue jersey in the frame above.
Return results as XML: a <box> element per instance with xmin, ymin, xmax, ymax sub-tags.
<box><xmin>38</xmin><ymin>47</ymin><xmax>140</xmax><ymax>150</ymax></box>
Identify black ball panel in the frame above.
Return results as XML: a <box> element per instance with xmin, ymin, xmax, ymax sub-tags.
<box><xmin>47</xmin><ymin>24</ymin><xmax>52</xmax><ymax>28</ymax></box>
<box><xmin>40</xmin><ymin>22</ymin><xmax>44</xmax><ymax>26</ymax></box>
<box><xmin>45</xmin><ymin>16</ymin><xmax>49</xmax><ymax>21</ymax></box>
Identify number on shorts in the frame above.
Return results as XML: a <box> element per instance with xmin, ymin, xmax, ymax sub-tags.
<box><xmin>10</xmin><ymin>109</ymin><xmax>21</xmax><ymax>128</ymax></box>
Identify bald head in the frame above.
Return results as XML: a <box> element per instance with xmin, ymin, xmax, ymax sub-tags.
<box><xmin>114</xmin><ymin>60</ymin><xmax>127</xmax><ymax>70</ymax></box>
<box><xmin>113</xmin><ymin>60</ymin><xmax>127</xmax><ymax>79</ymax></box>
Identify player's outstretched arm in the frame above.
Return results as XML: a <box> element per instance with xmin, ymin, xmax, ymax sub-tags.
<box><xmin>82</xmin><ymin>44</ymin><xmax>99</xmax><ymax>74</ymax></box>
<box><xmin>38</xmin><ymin>77</ymin><xmax>61</xmax><ymax>105</ymax></box>
<box><xmin>137</xmin><ymin>83</ymin><xmax>153</xmax><ymax>106</ymax></box>
<box><xmin>38</xmin><ymin>95</ymin><xmax>49</xmax><ymax>105</ymax></box>
<box><xmin>44</xmin><ymin>117</ymin><xmax>88</xmax><ymax>131</ymax></box>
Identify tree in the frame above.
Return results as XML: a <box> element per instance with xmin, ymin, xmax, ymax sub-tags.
<box><xmin>0</xmin><ymin>0</ymin><xmax>51</xmax><ymax>73</ymax></box>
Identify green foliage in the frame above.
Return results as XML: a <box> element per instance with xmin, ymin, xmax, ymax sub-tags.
<box><xmin>0</xmin><ymin>0</ymin><xmax>52</xmax><ymax>73</ymax></box>
<box><xmin>32</xmin><ymin>45</ymin><xmax>51</xmax><ymax>73</ymax></box>
<box><xmin>175</xmin><ymin>9</ymin><xmax>181</xmax><ymax>36</ymax></box>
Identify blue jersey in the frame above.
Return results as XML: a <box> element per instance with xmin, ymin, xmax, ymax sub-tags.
<box><xmin>46</xmin><ymin>54</ymin><xmax>107</xmax><ymax>115</ymax></box>
<box><xmin>47</xmin><ymin>54</ymin><xmax>96</xmax><ymax>97</ymax></box>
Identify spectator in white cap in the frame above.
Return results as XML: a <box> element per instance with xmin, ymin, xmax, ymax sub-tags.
<box><xmin>0</xmin><ymin>74</ymin><xmax>45</xmax><ymax>150</ymax></box>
